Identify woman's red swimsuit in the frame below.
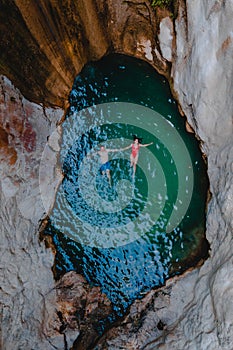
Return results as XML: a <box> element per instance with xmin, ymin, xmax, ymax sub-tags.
<box><xmin>131</xmin><ymin>143</ymin><xmax>140</xmax><ymax>158</ymax></box>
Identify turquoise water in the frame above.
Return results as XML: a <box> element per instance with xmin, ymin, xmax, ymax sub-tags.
<box><xmin>44</xmin><ymin>54</ymin><xmax>209</xmax><ymax>315</ymax></box>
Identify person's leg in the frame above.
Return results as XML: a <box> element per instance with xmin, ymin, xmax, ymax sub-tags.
<box><xmin>100</xmin><ymin>163</ymin><xmax>105</xmax><ymax>176</ymax></box>
<box><xmin>132</xmin><ymin>155</ymin><xmax>138</xmax><ymax>177</ymax></box>
<box><xmin>106</xmin><ymin>169</ymin><xmax>111</xmax><ymax>186</ymax></box>
<box><xmin>133</xmin><ymin>162</ymin><xmax>136</xmax><ymax>177</ymax></box>
<box><xmin>130</xmin><ymin>154</ymin><xmax>134</xmax><ymax>167</ymax></box>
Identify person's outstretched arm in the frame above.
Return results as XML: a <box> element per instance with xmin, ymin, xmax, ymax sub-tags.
<box><xmin>140</xmin><ymin>142</ymin><xmax>153</xmax><ymax>147</ymax></box>
<box><xmin>86</xmin><ymin>150</ymin><xmax>98</xmax><ymax>158</ymax></box>
<box><xmin>119</xmin><ymin>144</ymin><xmax>132</xmax><ymax>151</ymax></box>
<box><xmin>107</xmin><ymin>144</ymin><xmax>131</xmax><ymax>152</ymax></box>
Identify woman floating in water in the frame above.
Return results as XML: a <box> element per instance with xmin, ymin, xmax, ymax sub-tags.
<box><xmin>122</xmin><ymin>135</ymin><xmax>153</xmax><ymax>177</ymax></box>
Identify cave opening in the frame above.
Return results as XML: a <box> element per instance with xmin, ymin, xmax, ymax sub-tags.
<box><xmin>43</xmin><ymin>53</ymin><xmax>209</xmax><ymax>315</ymax></box>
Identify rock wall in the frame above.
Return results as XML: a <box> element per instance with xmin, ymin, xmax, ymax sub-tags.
<box><xmin>0</xmin><ymin>0</ymin><xmax>171</xmax><ymax>108</ymax></box>
<box><xmin>0</xmin><ymin>0</ymin><xmax>233</xmax><ymax>349</ymax></box>
<box><xmin>0</xmin><ymin>75</ymin><xmax>63</xmax><ymax>349</ymax></box>
<box><xmin>0</xmin><ymin>0</ymin><xmax>109</xmax><ymax>107</ymax></box>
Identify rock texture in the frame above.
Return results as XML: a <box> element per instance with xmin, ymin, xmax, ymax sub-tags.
<box><xmin>0</xmin><ymin>0</ymin><xmax>233</xmax><ymax>349</ymax></box>
<box><xmin>0</xmin><ymin>0</ymin><xmax>170</xmax><ymax>108</ymax></box>
<box><xmin>0</xmin><ymin>0</ymin><xmax>109</xmax><ymax>107</ymax></box>
<box><xmin>54</xmin><ymin>271</ymin><xmax>113</xmax><ymax>350</ymax></box>
<box><xmin>0</xmin><ymin>76</ymin><xmax>63</xmax><ymax>349</ymax></box>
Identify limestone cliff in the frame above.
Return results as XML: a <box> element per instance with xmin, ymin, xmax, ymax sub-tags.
<box><xmin>0</xmin><ymin>0</ymin><xmax>233</xmax><ymax>350</ymax></box>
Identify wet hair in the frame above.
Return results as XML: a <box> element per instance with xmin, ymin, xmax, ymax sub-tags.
<box><xmin>133</xmin><ymin>135</ymin><xmax>143</xmax><ymax>143</ymax></box>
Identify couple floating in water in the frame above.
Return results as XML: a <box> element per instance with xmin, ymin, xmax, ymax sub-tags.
<box><xmin>97</xmin><ymin>136</ymin><xmax>153</xmax><ymax>185</ymax></box>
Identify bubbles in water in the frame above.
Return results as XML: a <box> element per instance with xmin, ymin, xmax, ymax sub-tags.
<box><xmin>40</xmin><ymin>54</ymin><xmax>209</xmax><ymax>312</ymax></box>
<box><xmin>40</xmin><ymin>103</ymin><xmax>194</xmax><ymax>248</ymax></box>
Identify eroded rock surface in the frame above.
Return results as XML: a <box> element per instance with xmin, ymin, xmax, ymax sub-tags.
<box><xmin>53</xmin><ymin>271</ymin><xmax>113</xmax><ymax>350</ymax></box>
<box><xmin>0</xmin><ymin>76</ymin><xmax>64</xmax><ymax>349</ymax></box>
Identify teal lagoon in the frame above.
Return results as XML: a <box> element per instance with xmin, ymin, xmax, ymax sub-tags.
<box><xmin>44</xmin><ymin>54</ymin><xmax>209</xmax><ymax>315</ymax></box>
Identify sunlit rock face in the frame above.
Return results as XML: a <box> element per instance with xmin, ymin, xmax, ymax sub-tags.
<box><xmin>0</xmin><ymin>0</ymin><xmax>232</xmax><ymax>349</ymax></box>
<box><xmin>0</xmin><ymin>0</ymin><xmax>109</xmax><ymax>107</ymax></box>
<box><xmin>0</xmin><ymin>0</ymin><xmax>170</xmax><ymax>107</ymax></box>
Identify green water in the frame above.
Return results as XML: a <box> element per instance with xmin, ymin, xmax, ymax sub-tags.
<box><xmin>44</xmin><ymin>54</ymin><xmax>209</xmax><ymax>315</ymax></box>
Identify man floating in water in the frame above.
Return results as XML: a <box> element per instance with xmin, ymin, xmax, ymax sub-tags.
<box><xmin>122</xmin><ymin>136</ymin><xmax>153</xmax><ymax>177</ymax></box>
<box><xmin>97</xmin><ymin>145</ymin><xmax>121</xmax><ymax>186</ymax></box>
